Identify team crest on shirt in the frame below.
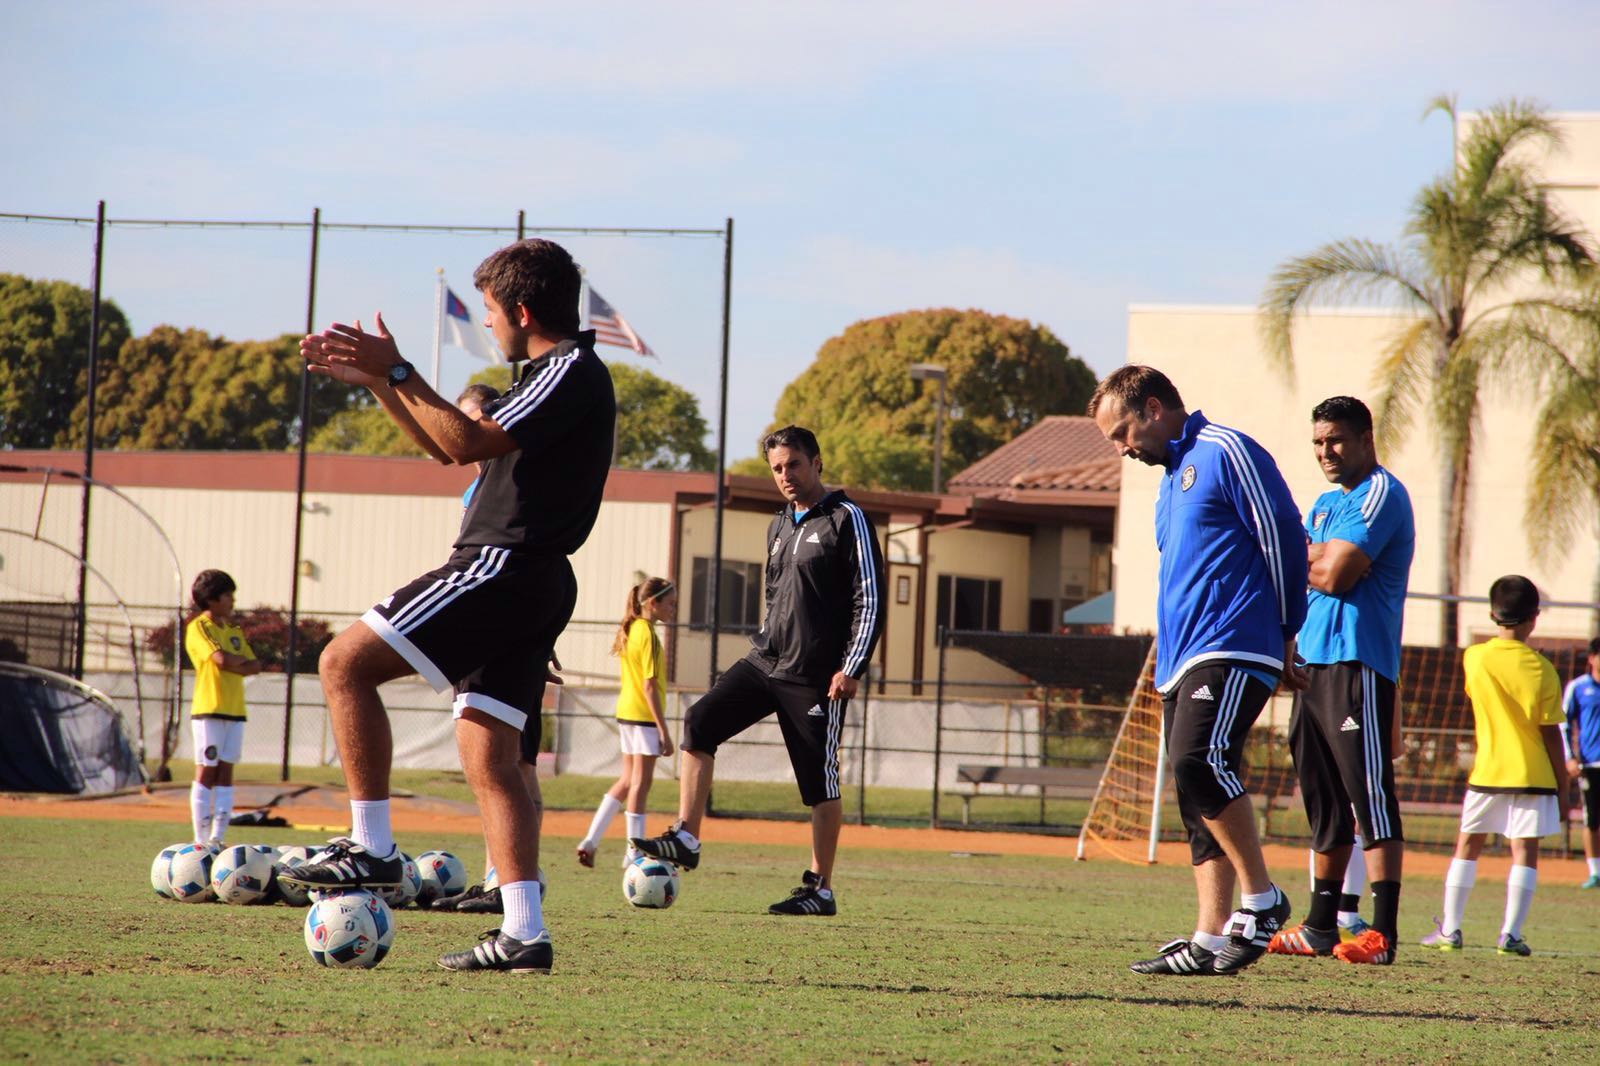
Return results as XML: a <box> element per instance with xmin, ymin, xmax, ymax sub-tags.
<box><xmin>1313</xmin><ymin>511</ymin><xmax>1328</xmax><ymax>530</ymax></box>
<box><xmin>770</xmin><ymin>538</ymin><xmax>782</xmax><ymax>556</ymax></box>
<box><xmin>1180</xmin><ymin>465</ymin><xmax>1196</xmax><ymax>491</ymax></box>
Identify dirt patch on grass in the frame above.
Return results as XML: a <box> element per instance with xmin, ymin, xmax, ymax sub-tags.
<box><xmin>0</xmin><ymin>783</ymin><xmax>1588</xmax><ymax>884</ymax></box>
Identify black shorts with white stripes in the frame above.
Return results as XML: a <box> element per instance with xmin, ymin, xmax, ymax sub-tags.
<box><xmin>1162</xmin><ymin>663</ymin><xmax>1276</xmax><ymax>865</ymax></box>
<box><xmin>1578</xmin><ymin>767</ymin><xmax>1600</xmax><ymax>830</ymax></box>
<box><xmin>362</xmin><ymin>545</ymin><xmax>576</xmax><ymax>737</ymax></box>
<box><xmin>1290</xmin><ymin>661</ymin><xmax>1404</xmax><ymax>851</ymax></box>
<box><xmin>683</xmin><ymin>656</ymin><xmax>846</xmax><ymax>807</ymax></box>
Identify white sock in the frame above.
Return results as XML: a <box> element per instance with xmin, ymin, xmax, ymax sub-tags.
<box><xmin>350</xmin><ymin>799</ymin><xmax>395</xmax><ymax>856</ymax></box>
<box><xmin>501</xmin><ymin>879</ymin><xmax>544</xmax><ymax>942</ymax></box>
<box><xmin>1306</xmin><ymin>849</ymin><xmax>1315</xmax><ymax>889</ymax></box>
<box><xmin>624</xmin><ymin>811</ymin><xmax>647</xmax><ymax>840</ymax></box>
<box><xmin>1193</xmin><ymin>930</ymin><xmax>1228</xmax><ymax>952</ymax></box>
<box><xmin>190</xmin><ymin>782</ymin><xmax>212</xmax><ymax>842</ymax></box>
<box><xmin>675</xmin><ymin>825</ymin><xmax>700</xmax><ymax>849</ymax></box>
<box><xmin>1442</xmin><ymin>858</ymin><xmax>1477</xmax><ymax>935</ymax></box>
<box><xmin>209</xmin><ymin>786</ymin><xmax>233</xmax><ymax>842</ymax></box>
<box><xmin>1343</xmin><ymin>837</ymin><xmax>1368</xmax><ymax>897</ymax></box>
<box><xmin>1502</xmin><ymin>864</ymin><xmax>1537</xmax><ymax>939</ymax></box>
<box><xmin>1588</xmin><ymin>857</ymin><xmax>1600</xmax><ymax>878</ymax></box>
<box><xmin>582</xmin><ymin>794</ymin><xmax>623</xmax><ymax>848</ymax></box>
<box><xmin>1240</xmin><ymin>885</ymin><xmax>1279</xmax><ymax>913</ymax></box>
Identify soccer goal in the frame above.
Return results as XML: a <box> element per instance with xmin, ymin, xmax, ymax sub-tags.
<box><xmin>1075</xmin><ymin>643</ymin><xmax>1166</xmax><ymax>863</ymax></box>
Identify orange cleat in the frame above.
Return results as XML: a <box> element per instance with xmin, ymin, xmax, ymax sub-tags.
<box><xmin>1267</xmin><ymin>923</ymin><xmax>1339</xmax><ymax>956</ymax></box>
<box><xmin>1333</xmin><ymin>928</ymin><xmax>1394</xmax><ymax>965</ymax></box>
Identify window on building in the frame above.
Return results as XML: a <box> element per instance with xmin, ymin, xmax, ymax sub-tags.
<box><xmin>935</xmin><ymin>574</ymin><xmax>1002</xmax><ymax>633</ymax></box>
<box><xmin>689</xmin><ymin>557</ymin><xmax>762</xmax><ymax>629</ymax></box>
<box><xmin>1028</xmin><ymin>598</ymin><xmax>1054</xmax><ymax>634</ymax></box>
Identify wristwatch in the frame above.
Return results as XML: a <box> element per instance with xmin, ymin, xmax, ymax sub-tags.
<box><xmin>387</xmin><ymin>361</ymin><xmax>415</xmax><ymax>388</ymax></box>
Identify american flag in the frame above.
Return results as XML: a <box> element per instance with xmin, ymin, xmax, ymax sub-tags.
<box><xmin>586</xmin><ymin>284</ymin><xmax>656</xmax><ymax>358</ymax></box>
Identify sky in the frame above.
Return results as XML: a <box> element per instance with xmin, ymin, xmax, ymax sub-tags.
<box><xmin>2</xmin><ymin>1</ymin><xmax>1597</xmax><ymax>466</ymax></box>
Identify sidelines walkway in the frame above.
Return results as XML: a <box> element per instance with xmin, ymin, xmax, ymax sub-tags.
<box><xmin>1</xmin><ymin>782</ymin><xmax>1590</xmax><ymax>885</ymax></box>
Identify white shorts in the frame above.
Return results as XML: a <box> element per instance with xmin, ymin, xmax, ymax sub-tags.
<box><xmin>618</xmin><ymin>721</ymin><xmax>663</xmax><ymax>757</ymax></box>
<box><xmin>1459</xmin><ymin>790</ymin><xmax>1561</xmax><ymax>839</ymax></box>
<box><xmin>192</xmin><ymin>718</ymin><xmax>245</xmax><ymax>766</ymax></box>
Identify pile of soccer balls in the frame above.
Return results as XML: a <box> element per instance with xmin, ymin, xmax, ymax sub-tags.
<box><xmin>149</xmin><ymin>843</ymin><xmax>473</xmax><ymax>969</ymax></box>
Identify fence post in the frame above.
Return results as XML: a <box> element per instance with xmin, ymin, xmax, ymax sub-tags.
<box><xmin>856</xmin><ymin>672</ymin><xmax>869</xmax><ymax>826</ymax></box>
<box><xmin>931</xmin><ymin>625</ymin><xmax>946</xmax><ymax>828</ymax></box>
<box><xmin>73</xmin><ymin>200</ymin><xmax>107</xmax><ymax>682</ymax></box>
<box><xmin>282</xmin><ymin>206</ymin><xmax>321</xmax><ymax>783</ymax></box>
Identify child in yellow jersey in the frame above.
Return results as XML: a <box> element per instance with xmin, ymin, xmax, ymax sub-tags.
<box><xmin>1421</xmin><ymin>575</ymin><xmax>1568</xmax><ymax>956</ymax></box>
<box><xmin>577</xmin><ymin>577</ymin><xmax>677</xmax><ymax>867</ymax></box>
<box><xmin>183</xmin><ymin>569</ymin><xmax>261</xmax><ymax>849</ymax></box>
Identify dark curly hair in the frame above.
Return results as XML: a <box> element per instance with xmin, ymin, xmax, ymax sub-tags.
<box><xmin>191</xmin><ymin>569</ymin><xmax>236</xmax><ymax>610</ymax></box>
<box><xmin>472</xmin><ymin>239</ymin><xmax>581</xmax><ymax>335</ymax></box>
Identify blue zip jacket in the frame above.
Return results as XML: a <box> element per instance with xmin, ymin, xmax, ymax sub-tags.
<box><xmin>1154</xmin><ymin>411</ymin><xmax>1308</xmax><ymax>693</ymax></box>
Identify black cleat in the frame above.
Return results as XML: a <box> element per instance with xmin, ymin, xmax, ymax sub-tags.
<box><xmin>456</xmin><ymin>886</ymin><xmax>504</xmax><ymax>914</ymax></box>
<box><xmin>1130</xmin><ymin>938</ymin><xmax>1224</xmax><ymax>976</ymax></box>
<box><xmin>630</xmin><ymin>820</ymin><xmax>700</xmax><ymax>871</ymax></box>
<box><xmin>275</xmin><ymin>837</ymin><xmax>404</xmax><ymax>892</ymax></box>
<box><xmin>437</xmin><ymin>929</ymin><xmax>552</xmax><ymax>973</ymax></box>
<box><xmin>431</xmin><ymin>883</ymin><xmax>486</xmax><ymax>912</ymax></box>
<box><xmin>768</xmin><ymin>883</ymin><xmax>836</xmax><ymax>916</ymax></box>
<box><xmin>1213</xmin><ymin>886</ymin><xmax>1292</xmax><ymax>974</ymax></box>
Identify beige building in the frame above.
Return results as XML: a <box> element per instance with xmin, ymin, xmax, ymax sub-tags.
<box><xmin>1113</xmin><ymin>112</ymin><xmax>1600</xmax><ymax>647</ymax></box>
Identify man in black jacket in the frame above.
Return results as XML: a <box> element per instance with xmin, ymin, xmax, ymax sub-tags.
<box><xmin>634</xmin><ymin>425</ymin><xmax>885</xmax><ymax>915</ymax></box>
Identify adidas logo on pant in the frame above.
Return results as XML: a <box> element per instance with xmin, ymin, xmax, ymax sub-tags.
<box><xmin>1340</xmin><ymin>716</ymin><xmax>1360</xmax><ymax>732</ymax></box>
<box><xmin>1191</xmin><ymin>685</ymin><xmax>1215</xmax><ymax>701</ymax></box>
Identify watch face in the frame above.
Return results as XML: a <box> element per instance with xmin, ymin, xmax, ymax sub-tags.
<box><xmin>389</xmin><ymin>363</ymin><xmax>411</xmax><ymax>385</ymax></box>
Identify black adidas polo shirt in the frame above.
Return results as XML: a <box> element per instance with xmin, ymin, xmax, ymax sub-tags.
<box><xmin>456</xmin><ymin>331</ymin><xmax>616</xmax><ymax>555</ymax></box>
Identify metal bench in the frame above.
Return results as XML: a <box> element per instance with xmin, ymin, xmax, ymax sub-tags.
<box><xmin>947</xmin><ymin>764</ymin><xmax>1100</xmax><ymax>825</ymax></box>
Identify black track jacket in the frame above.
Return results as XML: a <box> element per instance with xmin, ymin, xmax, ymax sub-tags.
<box><xmin>748</xmin><ymin>489</ymin><xmax>886</xmax><ymax>686</ymax></box>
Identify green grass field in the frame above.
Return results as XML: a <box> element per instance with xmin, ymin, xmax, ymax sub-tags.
<box><xmin>4</xmin><ymin>814</ymin><xmax>1600</xmax><ymax>1063</ymax></box>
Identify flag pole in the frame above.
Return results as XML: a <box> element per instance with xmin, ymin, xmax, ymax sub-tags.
<box><xmin>431</xmin><ymin>268</ymin><xmax>445</xmax><ymax>391</ymax></box>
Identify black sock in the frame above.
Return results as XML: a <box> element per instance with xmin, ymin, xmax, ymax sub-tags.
<box><xmin>1339</xmin><ymin>892</ymin><xmax>1361</xmax><ymax>915</ymax></box>
<box><xmin>1372</xmin><ymin>880</ymin><xmax>1401</xmax><ymax>945</ymax></box>
<box><xmin>1306</xmin><ymin>877</ymin><xmax>1341</xmax><ymax>930</ymax></box>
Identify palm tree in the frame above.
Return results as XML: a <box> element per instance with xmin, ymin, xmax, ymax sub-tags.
<box><xmin>1260</xmin><ymin>96</ymin><xmax>1596</xmax><ymax>646</ymax></box>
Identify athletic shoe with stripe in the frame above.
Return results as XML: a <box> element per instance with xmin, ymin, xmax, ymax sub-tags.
<box><xmin>1129</xmin><ymin>938</ymin><xmax>1222</xmax><ymax>976</ymax></box>
<box><xmin>769</xmin><ymin>875</ymin><xmax>835</xmax><ymax>916</ymax></box>
<box><xmin>1495</xmin><ymin>933</ymin><xmax>1532</xmax><ymax>957</ymax></box>
<box><xmin>631</xmin><ymin>820</ymin><xmax>700</xmax><ymax>871</ymax></box>
<box><xmin>436</xmin><ymin>928</ymin><xmax>552</xmax><ymax>973</ymax></box>
<box><xmin>1267</xmin><ymin>922</ymin><xmax>1339</xmax><ymax>956</ymax></box>
<box><xmin>431</xmin><ymin>883</ymin><xmax>487</xmax><ymax>912</ymax></box>
<box><xmin>1581</xmin><ymin>874</ymin><xmax>1600</xmax><ymax>890</ymax></box>
<box><xmin>276</xmin><ymin>837</ymin><xmax>404</xmax><ymax>891</ymax></box>
<box><xmin>1419</xmin><ymin>918</ymin><xmax>1462</xmax><ymax>951</ymax></box>
<box><xmin>1332</xmin><ymin>928</ymin><xmax>1393</xmax><ymax>965</ymax></box>
<box><xmin>1212</xmin><ymin>885</ymin><xmax>1291</xmax><ymax>974</ymax></box>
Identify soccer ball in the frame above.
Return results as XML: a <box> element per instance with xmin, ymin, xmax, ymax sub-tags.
<box><xmin>304</xmin><ymin>889</ymin><xmax>395</xmax><ymax>969</ymax></box>
<box><xmin>150</xmin><ymin>844</ymin><xmax>184</xmax><ymax>899</ymax></box>
<box><xmin>273</xmin><ymin>846</ymin><xmax>315</xmax><ymax>907</ymax></box>
<box><xmin>623</xmin><ymin>855</ymin><xmax>679</xmax><ymax>909</ymax></box>
<box><xmin>167</xmin><ymin>843</ymin><xmax>216</xmax><ymax>902</ymax></box>
<box><xmin>375</xmin><ymin>853</ymin><xmax>421</xmax><ymax>909</ymax></box>
<box><xmin>414</xmin><ymin>850</ymin><xmax>467</xmax><ymax>906</ymax></box>
<box><xmin>211</xmin><ymin>844</ymin><xmax>277</xmax><ymax>905</ymax></box>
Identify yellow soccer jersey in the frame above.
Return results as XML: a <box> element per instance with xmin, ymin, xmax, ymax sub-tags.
<box><xmin>185</xmin><ymin>614</ymin><xmax>254</xmax><ymax>721</ymax></box>
<box><xmin>1462</xmin><ymin>637</ymin><xmax>1565</xmax><ymax>794</ymax></box>
<box><xmin>616</xmin><ymin>618</ymin><xmax>665</xmax><ymax>724</ymax></box>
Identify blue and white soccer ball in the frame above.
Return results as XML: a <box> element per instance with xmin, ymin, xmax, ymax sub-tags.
<box><xmin>167</xmin><ymin>843</ymin><xmax>216</xmax><ymax>902</ymax></box>
<box><xmin>623</xmin><ymin>855</ymin><xmax>680</xmax><ymax>909</ymax></box>
<box><xmin>375</xmin><ymin>853</ymin><xmax>422</xmax><ymax>909</ymax></box>
<box><xmin>304</xmin><ymin>889</ymin><xmax>395</xmax><ymax>969</ymax></box>
<box><xmin>414</xmin><ymin>850</ymin><xmax>467</xmax><ymax>906</ymax></box>
<box><xmin>211</xmin><ymin>844</ymin><xmax>277</xmax><ymax>905</ymax></box>
<box><xmin>273</xmin><ymin>846</ymin><xmax>316</xmax><ymax>907</ymax></box>
<box><xmin>150</xmin><ymin>844</ymin><xmax>185</xmax><ymax>899</ymax></box>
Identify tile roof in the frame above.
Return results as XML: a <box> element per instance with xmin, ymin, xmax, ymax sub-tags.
<box><xmin>947</xmin><ymin>416</ymin><xmax>1120</xmax><ymax>498</ymax></box>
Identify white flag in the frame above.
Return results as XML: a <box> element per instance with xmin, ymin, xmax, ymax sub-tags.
<box><xmin>442</xmin><ymin>287</ymin><xmax>502</xmax><ymax>364</ymax></box>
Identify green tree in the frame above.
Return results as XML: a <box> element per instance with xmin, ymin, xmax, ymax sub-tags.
<box><xmin>0</xmin><ymin>273</ymin><xmax>131</xmax><ymax>447</ymax></box>
<box><xmin>611</xmin><ymin>362</ymin><xmax>713</xmax><ymax>471</ymax></box>
<box><xmin>309</xmin><ymin>404</ymin><xmax>425</xmax><ymax>457</ymax></box>
<box><xmin>59</xmin><ymin>330</ymin><xmax>365</xmax><ymax>450</ymax></box>
<box><xmin>1261</xmin><ymin>97</ymin><xmax>1596</xmax><ymax>646</ymax></box>
<box><xmin>755</xmin><ymin>309</ymin><xmax>1093</xmax><ymax>491</ymax></box>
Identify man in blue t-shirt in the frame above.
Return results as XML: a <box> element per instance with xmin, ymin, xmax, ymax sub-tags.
<box><xmin>1563</xmin><ymin>638</ymin><xmax>1600</xmax><ymax>888</ymax></box>
<box><xmin>1269</xmin><ymin>396</ymin><xmax>1415</xmax><ymax>967</ymax></box>
<box><xmin>1092</xmin><ymin>365</ymin><xmax>1309</xmax><ymax>977</ymax></box>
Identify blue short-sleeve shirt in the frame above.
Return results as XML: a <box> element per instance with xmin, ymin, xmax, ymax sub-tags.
<box><xmin>1299</xmin><ymin>465</ymin><xmax>1415</xmax><ymax>681</ymax></box>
